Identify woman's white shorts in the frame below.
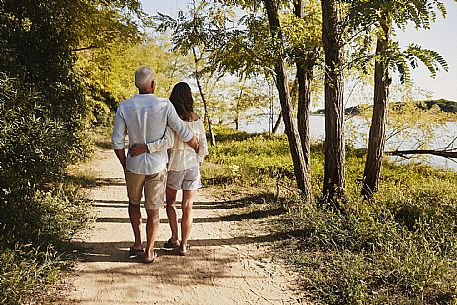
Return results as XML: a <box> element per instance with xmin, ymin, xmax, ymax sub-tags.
<box><xmin>167</xmin><ymin>166</ymin><xmax>201</xmax><ymax>191</ymax></box>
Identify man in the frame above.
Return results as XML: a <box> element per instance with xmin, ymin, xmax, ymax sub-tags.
<box><xmin>111</xmin><ymin>66</ymin><xmax>198</xmax><ymax>263</ymax></box>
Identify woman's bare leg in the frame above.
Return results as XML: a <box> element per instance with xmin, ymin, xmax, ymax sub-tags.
<box><xmin>165</xmin><ymin>187</ymin><xmax>179</xmax><ymax>243</ymax></box>
<box><xmin>181</xmin><ymin>189</ymin><xmax>195</xmax><ymax>246</ymax></box>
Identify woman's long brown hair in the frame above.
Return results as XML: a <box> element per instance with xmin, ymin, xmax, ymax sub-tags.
<box><xmin>169</xmin><ymin>82</ymin><xmax>194</xmax><ymax>122</ymax></box>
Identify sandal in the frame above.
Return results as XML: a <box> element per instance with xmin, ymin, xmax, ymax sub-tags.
<box><xmin>179</xmin><ymin>244</ymin><xmax>190</xmax><ymax>256</ymax></box>
<box><xmin>143</xmin><ymin>251</ymin><xmax>158</xmax><ymax>264</ymax></box>
<box><xmin>128</xmin><ymin>246</ymin><xmax>144</xmax><ymax>256</ymax></box>
<box><xmin>163</xmin><ymin>238</ymin><xmax>180</xmax><ymax>249</ymax></box>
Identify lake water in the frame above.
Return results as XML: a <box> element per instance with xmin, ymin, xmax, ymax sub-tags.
<box><xmin>239</xmin><ymin>114</ymin><xmax>457</xmax><ymax>171</ymax></box>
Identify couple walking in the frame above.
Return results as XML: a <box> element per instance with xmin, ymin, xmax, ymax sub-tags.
<box><xmin>111</xmin><ymin>66</ymin><xmax>208</xmax><ymax>263</ymax></box>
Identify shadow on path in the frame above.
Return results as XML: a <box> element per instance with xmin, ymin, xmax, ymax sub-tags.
<box><xmin>95</xmin><ymin>207</ymin><xmax>286</xmax><ymax>224</ymax></box>
<box><xmin>76</xmin><ymin>228</ymin><xmax>305</xmax><ymax>264</ymax></box>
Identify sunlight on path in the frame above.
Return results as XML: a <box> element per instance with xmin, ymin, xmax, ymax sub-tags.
<box><xmin>63</xmin><ymin>147</ymin><xmax>305</xmax><ymax>305</ymax></box>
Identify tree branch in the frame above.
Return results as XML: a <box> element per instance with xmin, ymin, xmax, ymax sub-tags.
<box><xmin>387</xmin><ymin>149</ymin><xmax>457</xmax><ymax>159</ymax></box>
<box><xmin>71</xmin><ymin>45</ymin><xmax>99</xmax><ymax>52</ymax></box>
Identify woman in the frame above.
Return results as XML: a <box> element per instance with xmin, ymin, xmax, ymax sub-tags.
<box><xmin>163</xmin><ymin>82</ymin><xmax>208</xmax><ymax>255</ymax></box>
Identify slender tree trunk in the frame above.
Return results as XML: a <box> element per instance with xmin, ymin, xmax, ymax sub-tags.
<box><xmin>290</xmin><ymin>73</ymin><xmax>299</xmax><ymax>106</ymax></box>
<box><xmin>362</xmin><ymin>13</ymin><xmax>391</xmax><ymax>197</ymax></box>
<box><xmin>297</xmin><ymin>64</ymin><xmax>313</xmax><ymax>169</ymax></box>
<box><xmin>272</xmin><ymin>110</ymin><xmax>282</xmax><ymax>134</ymax></box>
<box><xmin>192</xmin><ymin>47</ymin><xmax>216</xmax><ymax>146</ymax></box>
<box><xmin>321</xmin><ymin>0</ymin><xmax>345</xmax><ymax>202</ymax></box>
<box><xmin>235</xmin><ymin>88</ymin><xmax>243</xmax><ymax>130</ymax></box>
<box><xmin>294</xmin><ymin>0</ymin><xmax>314</xmax><ymax>171</ymax></box>
<box><xmin>263</xmin><ymin>0</ymin><xmax>312</xmax><ymax>203</ymax></box>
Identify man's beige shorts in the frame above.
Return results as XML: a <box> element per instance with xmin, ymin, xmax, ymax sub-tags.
<box><xmin>124</xmin><ymin>169</ymin><xmax>167</xmax><ymax>209</ymax></box>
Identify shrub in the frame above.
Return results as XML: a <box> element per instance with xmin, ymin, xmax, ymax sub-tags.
<box><xmin>0</xmin><ymin>75</ymin><xmax>91</xmax><ymax>304</ymax></box>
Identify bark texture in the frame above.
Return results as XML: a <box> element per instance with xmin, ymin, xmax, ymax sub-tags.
<box><xmin>294</xmin><ymin>0</ymin><xmax>313</xmax><ymax>170</ymax></box>
<box><xmin>362</xmin><ymin>14</ymin><xmax>391</xmax><ymax>197</ymax></box>
<box><xmin>321</xmin><ymin>0</ymin><xmax>345</xmax><ymax>201</ymax></box>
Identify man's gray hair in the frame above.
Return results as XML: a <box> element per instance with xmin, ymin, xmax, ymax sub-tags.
<box><xmin>135</xmin><ymin>66</ymin><xmax>155</xmax><ymax>90</ymax></box>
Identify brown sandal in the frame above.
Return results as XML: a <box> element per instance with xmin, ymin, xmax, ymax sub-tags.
<box><xmin>163</xmin><ymin>238</ymin><xmax>180</xmax><ymax>249</ymax></box>
<box><xmin>128</xmin><ymin>246</ymin><xmax>144</xmax><ymax>257</ymax></box>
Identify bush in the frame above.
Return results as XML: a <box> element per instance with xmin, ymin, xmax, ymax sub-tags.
<box><xmin>0</xmin><ymin>75</ymin><xmax>91</xmax><ymax>304</ymax></box>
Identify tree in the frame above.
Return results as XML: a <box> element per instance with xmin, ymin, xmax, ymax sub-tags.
<box><xmin>226</xmin><ymin>78</ymin><xmax>270</xmax><ymax>130</ymax></box>
<box><xmin>321</xmin><ymin>0</ymin><xmax>346</xmax><ymax>203</ymax></box>
<box><xmin>155</xmin><ymin>2</ymin><xmax>227</xmax><ymax>146</ymax></box>
<box><xmin>172</xmin><ymin>0</ymin><xmax>320</xmax><ymax>199</ymax></box>
<box><xmin>263</xmin><ymin>0</ymin><xmax>313</xmax><ymax>201</ymax></box>
<box><xmin>287</xmin><ymin>0</ymin><xmax>322</xmax><ymax>174</ymax></box>
<box><xmin>361</xmin><ymin>10</ymin><xmax>392</xmax><ymax>197</ymax></box>
<box><xmin>347</xmin><ymin>0</ymin><xmax>449</xmax><ymax>197</ymax></box>
<box><xmin>192</xmin><ymin>46</ymin><xmax>217</xmax><ymax>146</ymax></box>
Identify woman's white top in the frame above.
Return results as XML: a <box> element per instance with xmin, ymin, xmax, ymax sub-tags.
<box><xmin>168</xmin><ymin>118</ymin><xmax>209</xmax><ymax>171</ymax></box>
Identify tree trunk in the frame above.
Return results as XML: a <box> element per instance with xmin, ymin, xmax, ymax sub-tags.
<box><xmin>294</xmin><ymin>0</ymin><xmax>314</xmax><ymax>171</ymax></box>
<box><xmin>290</xmin><ymin>73</ymin><xmax>299</xmax><ymax>106</ymax></box>
<box><xmin>361</xmin><ymin>13</ymin><xmax>391</xmax><ymax>198</ymax></box>
<box><xmin>272</xmin><ymin>110</ymin><xmax>282</xmax><ymax>134</ymax></box>
<box><xmin>235</xmin><ymin>88</ymin><xmax>243</xmax><ymax>131</ymax></box>
<box><xmin>321</xmin><ymin>0</ymin><xmax>345</xmax><ymax>202</ymax></box>
<box><xmin>263</xmin><ymin>0</ymin><xmax>312</xmax><ymax>203</ymax></box>
<box><xmin>193</xmin><ymin>47</ymin><xmax>216</xmax><ymax>146</ymax></box>
<box><xmin>297</xmin><ymin>64</ymin><xmax>313</xmax><ymax>169</ymax></box>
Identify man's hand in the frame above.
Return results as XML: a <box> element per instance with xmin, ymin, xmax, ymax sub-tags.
<box><xmin>130</xmin><ymin>144</ymin><xmax>148</xmax><ymax>157</ymax></box>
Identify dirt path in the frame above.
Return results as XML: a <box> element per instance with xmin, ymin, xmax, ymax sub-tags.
<box><xmin>63</xmin><ymin>146</ymin><xmax>305</xmax><ymax>305</ymax></box>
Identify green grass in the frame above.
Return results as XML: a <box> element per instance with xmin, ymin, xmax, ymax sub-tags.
<box><xmin>203</xmin><ymin>125</ymin><xmax>457</xmax><ymax>305</ymax></box>
<box><xmin>0</xmin><ymin>178</ymin><xmax>92</xmax><ymax>305</ymax></box>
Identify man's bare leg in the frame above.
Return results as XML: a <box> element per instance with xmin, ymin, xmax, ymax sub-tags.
<box><xmin>166</xmin><ymin>187</ymin><xmax>179</xmax><ymax>243</ymax></box>
<box><xmin>128</xmin><ymin>202</ymin><xmax>142</xmax><ymax>250</ymax></box>
<box><xmin>144</xmin><ymin>208</ymin><xmax>159</xmax><ymax>261</ymax></box>
<box><xmin>181</xmin><ymin>190</ymin><xmax>195</xmax><ymax>247</ymax></box>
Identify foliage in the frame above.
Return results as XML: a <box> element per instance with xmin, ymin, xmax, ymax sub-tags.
<box><xmin>0</xmin><ymin>76</ymin><xmax>91</xmax><ymax>304</ymax></box>
<box><xmin>68</xmin><ymin>0</ymin><xmax>147</xmax><ymax>126</ymax></box>
<box><xmin>421</xmin><ymin>99</ymin><xmax>457</xmax><ymax>114</ymax></box>
<box><xmin>76</xmin><ymin>35</ymin><xmax>194</xmax><ymax>114</ymax></box>
<box><xmin>0</xmin><ymin>0</ymin><xmax>146</xmax><ymax>128</ymax></box>
<box><xmin>286</xmin><ymin>165</ymin><xmax>457</xmax><ymax>304</ymax></box>
<box><xmin>203</xmin><ymin>126</ymin><xmax>457</xmax><ymax>304</ymax></box>
<box><xmin>280</xmin><ymin>1</ymin><xmax>322</xmax><ymax>66</ymax></box>
<box><xmin>345</xmin><ymin>0</ymin><xmax>449</xmax><ymax>84</ymax></box>
<box><xmin>0</xmin><ymin>0</ymin><xmax>138</xmax><ymax>300</ymax></box>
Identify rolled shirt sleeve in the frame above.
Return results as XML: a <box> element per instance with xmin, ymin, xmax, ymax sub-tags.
<box><xmin>111</xmin><ymin>107</ymin><xmax>127</xmax><ymax>149</ymax></box>
<box><xmin>167</xmin><ymin>105</ymin><xmax>193</xmax><ymax>142</ymax></box>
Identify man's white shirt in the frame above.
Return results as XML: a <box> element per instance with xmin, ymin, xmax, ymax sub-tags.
<box><xmin>111</xmin><ymin>94</ymin><xmax>193</xmax><ymax>175</ymax></box>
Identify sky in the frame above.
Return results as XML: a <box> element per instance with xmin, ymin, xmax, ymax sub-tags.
<box><xmin>141</xmin><ymin>0</ymin><xmax>457</xmax><ymax>102</ymax></box>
